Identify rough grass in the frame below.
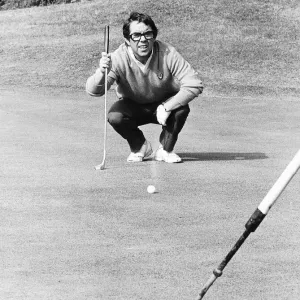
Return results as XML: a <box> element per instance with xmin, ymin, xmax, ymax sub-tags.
<box><xmin>0</xmin><ymin>0</ymin><xmax>299</xmax><ymax>96</ymax></box>
<box><xmin>0</xmin><ymin>0</ymin><xmax>72</xmax><ymax>10</ymax></box>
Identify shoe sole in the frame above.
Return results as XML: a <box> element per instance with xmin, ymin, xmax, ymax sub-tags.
<box><xmin>154</xmin><ymin>155</ymin><xmax>182</xmax><ymax>163</ymax></box>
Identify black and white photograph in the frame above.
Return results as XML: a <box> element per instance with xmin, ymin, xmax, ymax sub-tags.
<box><xmin>1</xmin><ymin>1</ymin><xmax>299</xmax><ymax>299</ymax></box>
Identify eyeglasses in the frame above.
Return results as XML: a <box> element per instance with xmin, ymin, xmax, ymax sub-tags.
<box><xmin>129</xmin><ymin>31</ymin><xmax>154</xmax><ymax>42</ymax></box>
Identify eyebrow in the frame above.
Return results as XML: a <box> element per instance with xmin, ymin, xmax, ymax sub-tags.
<box><xmin>130</xmin><ymin>30</ymin><xmax>153</xmax><ymax>34</ymax></box>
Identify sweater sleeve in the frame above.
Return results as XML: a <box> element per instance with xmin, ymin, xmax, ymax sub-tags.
<box><xmin>85</xmin><ymin>68</ymin><xmax>117</xmax><ymax>97</ymax></box>
<box><xmin>86</xmin><ymin>50</ymin><xmax>120</xmax><ymax>97</ymax></box>
<box><xmin>165</xmin><ymin>47</ymin><xmax>203</xmax><ymax>108</ymax></box>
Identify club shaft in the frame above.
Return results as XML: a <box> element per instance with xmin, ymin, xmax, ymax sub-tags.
<box><xmin>102</xmin><ymin>67</ymin><xmax>108</xmax><ymax>158</ymax></box>
<box><xmin>101</xmin><ymin>25</ymin><xmax>109</xmax><ymax>165</ymax></box>
<box><xmin>95</xmin><ymin>25</ymin><xmax>110</xmax><ymax>170</ymax></box>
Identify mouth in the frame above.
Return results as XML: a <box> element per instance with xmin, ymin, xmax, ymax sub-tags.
<box><xmin>138</xmin><ymin>44</ymin><xmax>149</xmax><ymax>51</ymax></box>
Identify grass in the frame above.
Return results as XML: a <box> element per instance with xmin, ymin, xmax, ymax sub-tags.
<box><xmin>0</xmin><ymin>0</ymin><xmax>71</xmax><ymax>10</ymax></box>
<box><xmin>0</xmin><ymin>0</ymin><xmax>299</xmax><ymax>96</ymax></box>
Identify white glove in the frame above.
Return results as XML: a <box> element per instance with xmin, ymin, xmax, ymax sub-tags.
<box><xmin>156</xmin><ymin>104</ymin><xmax>171</xmax><ymax>126</ymax></box>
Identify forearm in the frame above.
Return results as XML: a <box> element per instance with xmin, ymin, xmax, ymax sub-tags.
<box><xmin>163</xmin><ymin>87</ymin><xmax>203</xmax><ymax>111</ymax></box>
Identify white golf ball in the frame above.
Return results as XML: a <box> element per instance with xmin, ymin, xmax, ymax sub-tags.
<box><xmin>147</xmin><ymin>185</ymin><xmax>156</xmax><ymax>194</ymax></box>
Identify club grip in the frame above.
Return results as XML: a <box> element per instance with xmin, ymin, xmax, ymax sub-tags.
<box><xmin>104</xmin><ymin>25</ymin><xmax>110</xmax><ymax>53</ymax></box>
<box><xmin>245</xmin><ymin>208</ymin><xmax>266</xmax><ymax>232</ymax></box>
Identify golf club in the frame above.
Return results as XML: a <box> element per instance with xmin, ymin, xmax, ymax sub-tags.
<box><xmin>95</xmin><ymin>25</ymin><xmax>110</xmax><ymax>171</ymax></box>
<box><xmin>197</xmin><ymin>149</ymin><xmax>300</xmax><ymax>299</ymax></box>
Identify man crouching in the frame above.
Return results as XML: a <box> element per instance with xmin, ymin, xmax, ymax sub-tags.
<box><xmin>86</xmin><ymin>12</ymin><xmax>203</xmax><ymax>163</ymax></box>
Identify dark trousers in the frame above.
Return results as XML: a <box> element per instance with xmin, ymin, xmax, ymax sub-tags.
<box><xmin>107</xmin><ymin>98</ymin><xmax>190</xmax><ymax>152</ymax></box>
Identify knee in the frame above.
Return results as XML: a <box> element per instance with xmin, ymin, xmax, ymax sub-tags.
<box><xmin>108</xmin><ymin>112</ymin><xmax>125</xmax><ymax>126</ymax></box>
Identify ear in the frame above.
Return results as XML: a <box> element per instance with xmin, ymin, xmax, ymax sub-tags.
<box><xmin>124</xmin><ymin>38</ymin><xmax>130</xmax><ymax>46</ymax></box>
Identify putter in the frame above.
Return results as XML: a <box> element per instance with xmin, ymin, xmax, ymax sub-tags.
<box><xmin>95</xmin><ymin>25</ymin><xmax>110</xmax><ymax>171</ymax></box>
<box><xmin>197</xmin><ymin>149</ymin><xmax>300</xmax><ymax>299</ymax></box>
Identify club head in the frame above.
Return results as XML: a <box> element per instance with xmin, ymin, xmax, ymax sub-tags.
<box><xmin>94</xmin><ymin>163</ymin><xmax>105</xmax><ymax>170</ymax></box>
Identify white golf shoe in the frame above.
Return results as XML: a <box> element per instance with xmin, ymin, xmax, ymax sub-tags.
<box><xmin>154</xmin><ymin>145</ymin><xmax>182</xmax><ymax>163</ymax></box>
<box><xmin>127</xmin><ymin>140</ymin><xmax>153</xmax><ymax>162</ymax></box>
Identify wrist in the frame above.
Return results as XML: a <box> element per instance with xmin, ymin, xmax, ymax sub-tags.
<box><xmin>94</xmin><ymin>68</ymin><xmax>106</xmax><ymax>85</ymax></box>
<box><xmin>162</xmin><ymin>102</ymin><xmax>170</xmax><ymax>112</ymax></box>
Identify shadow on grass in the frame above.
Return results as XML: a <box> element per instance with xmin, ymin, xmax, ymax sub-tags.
<box><xmin>178</xmin><ymin>152</ymin><xmax>268</xmax><ymax>162</ymax></box>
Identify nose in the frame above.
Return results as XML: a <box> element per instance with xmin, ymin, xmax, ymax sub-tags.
<box><xmin>140</xmin><ymin>34</ymin><xmax>147</xmax><ymax>42</ymax></box>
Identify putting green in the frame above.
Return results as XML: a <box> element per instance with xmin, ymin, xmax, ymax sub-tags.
<box><xmin>1</xmin><ymin>86</ymin><xmax>299</xmax><ymax>299</ymax></box>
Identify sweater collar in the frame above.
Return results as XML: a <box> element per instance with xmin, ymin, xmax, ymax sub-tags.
<box><xmin>125</xmin><ymin>42</ymin><xmax>164</xmax><ymax>80</ymax></box>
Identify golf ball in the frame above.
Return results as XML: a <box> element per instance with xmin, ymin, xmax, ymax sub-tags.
<box><xmin>147</xmin><ymin>185</ymin><xmax>156</xmax><ymax>194</ymax></box>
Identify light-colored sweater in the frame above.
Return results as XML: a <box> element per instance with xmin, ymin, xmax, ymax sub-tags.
<box><xmin>86</xmin><ymin>40</ymin><xmax>203</xmax><ymax>109</ymax></box>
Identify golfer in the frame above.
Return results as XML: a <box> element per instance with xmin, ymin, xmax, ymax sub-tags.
<box><xmin>86</xmin><ymin>12</ymin><xmax>203</xmax><ymax>163</ymax></box>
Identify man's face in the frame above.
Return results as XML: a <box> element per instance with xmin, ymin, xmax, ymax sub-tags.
<box><xmin>127</xmin><ymin>21</ymin><xmax>155</xmax><ymax>63</ymax></box>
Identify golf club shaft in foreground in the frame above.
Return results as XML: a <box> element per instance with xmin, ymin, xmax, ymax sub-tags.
<box><xmin>95</xmin><ymin>25</ymin><xmax>110</xmax><ymax>171</ymax></box>
<box><xmin>197</xmin><ymin>149</ymin><xmax>300</xmax><ymax>300</ymax></box>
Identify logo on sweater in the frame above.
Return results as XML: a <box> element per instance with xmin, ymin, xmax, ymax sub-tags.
<box><xmin>157</xmin><ymin>72</ymin><xmax>163</xmax><ymax>80</ymax></box>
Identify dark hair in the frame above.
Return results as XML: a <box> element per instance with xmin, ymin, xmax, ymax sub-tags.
<box><xmin>123</xmin><ymin>12</ymin><xmax>158</xmax><ymax>40</ymax></box>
